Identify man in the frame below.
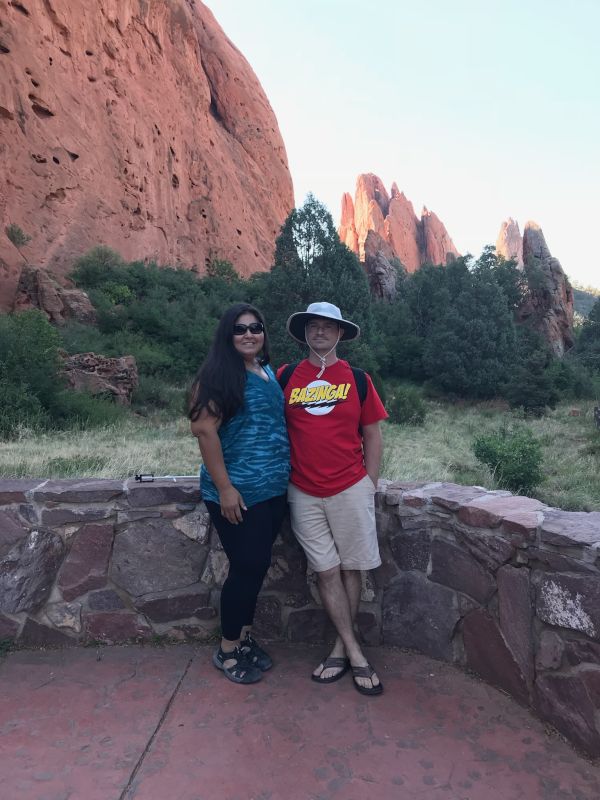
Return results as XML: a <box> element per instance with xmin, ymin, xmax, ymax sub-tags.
<box><xmin>277</xmin><ymin>302</ymin><xmax>387</xmax><ymax>696</ymax></box>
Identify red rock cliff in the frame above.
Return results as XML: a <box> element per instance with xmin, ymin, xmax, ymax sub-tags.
<box><xmin>339</xmin><ymin>173</ymin><xmax>459</xmax><ymax>272</ymax></box>
<box><xmin>0</xmin><ymin>0</ymin><xmax>294</xmax><ymax>310</ymax></box>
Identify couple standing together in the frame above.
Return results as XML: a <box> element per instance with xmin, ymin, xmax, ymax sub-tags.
<box><xmin>189</xmin><ymin>301</ymin><xmax>387</xmax><ymax>695</ymax></box>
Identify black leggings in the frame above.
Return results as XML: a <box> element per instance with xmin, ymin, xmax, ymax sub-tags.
<box><xmin>205</xmin><ymin>494</ymin><xmax>287</xmax><ymax>642</ymax></box>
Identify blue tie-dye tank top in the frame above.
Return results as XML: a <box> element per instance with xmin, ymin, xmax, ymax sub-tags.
<box><xmin>200</xmin><ymin>365</ymin><xmax>290</xmax><ymax>508</ymax></box>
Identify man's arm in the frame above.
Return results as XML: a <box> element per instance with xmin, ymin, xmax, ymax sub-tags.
<box><xmin>362</xmin><ymin>421</ymin><xmax>383</xmax><ymax>489</ymax></box>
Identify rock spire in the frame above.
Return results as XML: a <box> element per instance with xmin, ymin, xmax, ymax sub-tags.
<box><xmin>339</xmin><ymin>173</ymin><xmax>459</xmax><ymax>274</ymax></box>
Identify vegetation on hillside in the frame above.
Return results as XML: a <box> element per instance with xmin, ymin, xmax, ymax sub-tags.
<box><xmin>1</xmin><ymin>195</ymin><xmax>599</xmax><ymax>509</ymax></box>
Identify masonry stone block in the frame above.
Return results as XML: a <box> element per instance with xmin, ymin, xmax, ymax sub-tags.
<box><xmin>41</xmin><ymin>507</ymin><xmax>113</xmax><ymax>526</ymax></box>
<box><xmin>382</xmin><ymin>572</ymin><xmax>459</xmax><ymax>660</ymax></box>
<box><xmin>463</xmin><ymin>608</ymin><xmax>529</xmax><ymax>705</ymax></box>
<box><xmin>0</xmin><ymin>529</ymin><xmax>64</xmax><ymax>613</ymax></box>
<box><xmin>535</xmin><ymin>572</ymin><xmax>600</xmax><ymax>641</ymax></box>
<box><xmin>287</xmin><ymin>608</ymin><xmax>335</xmax><ymax>644</ymax></box>
<box><xmin>527</xmin><ymin>547</ymin><xmax>596</xmax><ymax>574</ymax></box>
<box><xmin>534</xmin><ymin>673</ymin><xmax>600</xmax><ymax>758</ymax></box>
<box><xmin>126</xmin><ymin>481</ymin><xmax>199</xmax><ymax>508</ymax></box>
<box><xmin>84</xmin><ymin>611</ymin><xmax>152</xmax><ymax>643</ymax></box>
<box><xmin>34</xmin><ymin>479</ymin><xmax>124</xmax><ymax>503</ymax></box>
<box><xmin>57</xmin><ymin>523</ymin><xmax>114</xmax><ymax>601</ymax></box>
<box><xmin>265</xmin><ymin>529</ymin><xmax>307</xmax><ymax>593</ymax></box>
<box><xmin>453</xmin><ymin>528</ymin><xmax>514</xmax><ymax>571</ymax></box>
<box><xmin>0</xmin><ymin>508</ymin><xmax>30</xmax><ymax>557</ymax></box>
<box><xmin>0</xmin><ymin>480</ymin><xmax>40</xmax><ymax>503</ymax></box>
<box><xmin>172</xmin><ymin>504</ymin><xmax>211</xmax><ymax>544</ymax></box>
<box><xmin>535</xmin><ymin>629</ymin><xmax>564</xmax><ymax>671</ymax></box>
<box><xmin>430</xmin><ymin>483</ymin><xmax>487</xmax><ymax>512</ymax></box>
<box><xmin>134</xmin><ymin>584</ymin><xmax>211</xmax><ymax>622</ymax></box>
<box><xmin>0</xmin><ymin>613</ymin><xmax>19</xmax><ymax>640</ymax></box>
<box><xmin>497</xmin><ymin>565</ymin><xmax>534</xmax><ymax>685</ymax></box>
<box><xmin>430</xmin><ymin>538</ymin><xmax>495</xmax><ymax>604</ymax></box>
<box><xmin>45</xmin><ymin>601</ymin><xmax>82</xmax><ymax>633</ymax></box>
<box><xmin>357</xmin><ymin>608</ymin><xmax>382</xmax><ymax>646</ymax></box>
<box><xmin>87</xmin><ymin>589</ymin><xmax>126</xmax><ymax>611</ymax></box>
<box><xmin>563</xmin><ymin>636</ymin><xmax>600</xmax><ymax>667</ymax></box>
<box><xmin>111</xmin><ymin>519</ymin><xmax>207</xmax><ymax>596</ymax></box>
<box><xmin>389</xmin><ymin>530</ymin><xmax>431</xmax><ymax>572</ymax></box>
<box><xmin>253</xmin><ymin>595</ymin><xmax>283</xmax><ymax>640</ymax></box>
<box><xmin>459</xmin><ymin>495</ymin><xmax>546</xmax><ymax>528</ymax></box>
<box><xmin>20</xmin><ymin>617</ymin><xmax>77</xmax><ymax>647</ymax></box>
<box><xmin>541</xmin><ymin>511</ymin><xmax>600</xmax><ymax>547</ymax></box>
<box><xmin>201</xmin><ymin>550</ymin><xmax>229</xmax><ymax>588</ymax></box>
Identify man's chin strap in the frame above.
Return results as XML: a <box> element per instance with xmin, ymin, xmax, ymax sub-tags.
<box><xmin>306</xmin><ymin>330</ymin><xmax>342</xmax><ymax>379</ymax></box>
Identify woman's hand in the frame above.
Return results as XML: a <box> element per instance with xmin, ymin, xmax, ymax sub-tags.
<box><xmin>219</xmin><ymin>485</ymin><xmax>247</xmax><ymax>524</ymax></box>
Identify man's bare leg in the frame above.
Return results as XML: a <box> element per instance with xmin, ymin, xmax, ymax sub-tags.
<box><xmin>314</xmin><ymin>566</ymin><xmax>380</xmax><ymax>690</ymax></box>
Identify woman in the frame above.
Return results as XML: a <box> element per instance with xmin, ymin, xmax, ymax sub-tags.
<box><xmin>189</xmin><ymin>303</ymin><xmax>289</xmax><ymax>684</ymax></box>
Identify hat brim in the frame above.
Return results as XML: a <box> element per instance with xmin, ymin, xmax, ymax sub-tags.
<box><xmin>286</xmin><ymin>312</ymin><xmax>360</xmax><ymax>344</ymax></box>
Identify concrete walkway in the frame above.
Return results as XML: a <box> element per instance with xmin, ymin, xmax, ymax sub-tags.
<box><xmin>1</xmin><ymin>644</ymin><xmax>599</xmax><ymax>800</ymax></box>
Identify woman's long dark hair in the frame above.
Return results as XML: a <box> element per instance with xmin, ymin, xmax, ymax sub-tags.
<box><xmin>188</xmin><ymin>303</ymin><xmax>271</xmax><ymax>424</ymax></box>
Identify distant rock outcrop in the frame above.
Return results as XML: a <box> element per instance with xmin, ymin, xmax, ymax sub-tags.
<box><xmin>518</xmin><ymin>222</ymin><xmax>574</xmax><ymax>357</ymax></box>
<box><xmin>62</xmin><ymin>353</ymin><xmax>138</xmax><ymax>405</ymax></box>
<box><xmin>363</xmin><ymin>230</ymin><xmax>398</xmax><ymax>301</ymax></box>
<box><xmin>496</xmin><ymin>218</ymin><xmax>524</xmax><ymax>267</ymax></box>
<box><xmin>13</xmin><ymin>265</ymin><xmax>96</xmax><ymax>325</ymax></box>
<box><xmin>0</xmin><ymin>0</ymin><xmax>294</xmax><ymax>311</ymax></box>
<box><xmin>339</xmin><ymin>174</ymin><xmax>459</xmax><ymax>273</ymax></box>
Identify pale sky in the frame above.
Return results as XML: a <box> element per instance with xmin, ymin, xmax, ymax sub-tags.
<box><xmin>207</xmin><ymin>1</ymin><xmax>600</xmax><ymax>289</ymax></box>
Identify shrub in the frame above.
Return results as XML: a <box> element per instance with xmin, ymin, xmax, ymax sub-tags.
<box><xmin>5</xmin><ymin>223</ymin><xmax>32</xmax><ymax>249</ymax></box>
<box><xmin>473</xmin><ymin>426</ymin><xmax>543</xmax><ymax>494</ymax></box>
<box><xmin>387</xmin><ymin>385</ymin><xmax>426</xmax><ymax>425</ymax></box>
<box><xmin>0</xmin><ymin>311</ymin><xmax>63</xmax><ymax>438</ymax></box>
<box><xmin>49</xmin><ymin>389</ymin><xmax>127</xmax><ymax>428</ymax></box>
<box><xmin>132</xmin><ymin>376</ymin><xmax>186</xmax><ymax>416</ymax></box>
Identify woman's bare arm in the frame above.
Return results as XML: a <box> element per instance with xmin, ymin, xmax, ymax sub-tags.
<box><xmin>191</xmin><ymin>409</ymin><xmax>246</xmax><ymax>524</ymax></box>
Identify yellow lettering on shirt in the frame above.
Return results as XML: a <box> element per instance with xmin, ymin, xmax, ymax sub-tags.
<box><xmin>288</xmin><ymin>382</ymin><xmax>352</xmax><ymax>406</ymax></box>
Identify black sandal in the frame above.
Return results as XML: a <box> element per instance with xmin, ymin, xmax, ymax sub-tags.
<box><xmin>351</xmin><ymin>663</ymin><xmax>383</xmax><ymax>696</ymax></box>
<box><xmin>212</xmin><ymin>646</ymin><xmax>262</xmax><ymax>684</ymax></box>
<box><xmin>241</xmin><ymin>633</ymin><xmax>273</xmax><ymax>671</ymax></box>
<box><xmin>311</xmin><ymin>656</ymin><xmax>350</xmax><ymax>684</ymax></box>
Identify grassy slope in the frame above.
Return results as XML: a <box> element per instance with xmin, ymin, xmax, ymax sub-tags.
<box><xmin>1</xmin><ymin>401</ymin><xmax>598</xmax><ymax>511</ymax></box>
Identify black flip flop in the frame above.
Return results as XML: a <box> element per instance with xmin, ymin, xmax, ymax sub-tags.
<box><xmin>311</xmin><ymin>656</ymin><xmax>350</xmax><ymax>684</ymax></box>
<box><xmin>351</xmin><ymin>663</ymin><xmax>383</xmax><ymax>696</ymax></box>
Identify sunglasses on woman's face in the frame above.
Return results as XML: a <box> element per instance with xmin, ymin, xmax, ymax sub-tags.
<box><xmin>233</xmin><ymin>322</ymin><xmax>264</xmax><ymax>336</ymax></box>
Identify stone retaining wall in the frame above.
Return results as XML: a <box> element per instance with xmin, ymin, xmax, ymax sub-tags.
<box><xmin>0</xmin><ymin>478</ymin><xmax>599</xmax><ymax>757</ymax></box>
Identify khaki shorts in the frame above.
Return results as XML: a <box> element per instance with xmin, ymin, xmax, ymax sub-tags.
<box><xmin>287</xmin><ymin>475</ymin><xmax>381</xmax><ymax>572</ymax></box>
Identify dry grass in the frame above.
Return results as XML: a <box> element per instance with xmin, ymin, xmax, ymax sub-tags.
<box><xmin>382</xmin><ymin>400</ymin><xmax>600</xmax><ymax>511</ymax></box>
<box><xmin>0</xmin><ymin>416</ymin><xmax>201</xmax><ymax>481</ymax></box>
<box><xmin>0</xmin><ymin>402</ymin><xmax>598</xmax><ymax>511</ymax></box>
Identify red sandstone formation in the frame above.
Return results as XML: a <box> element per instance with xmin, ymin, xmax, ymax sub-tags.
<box><xmin>0</xmin><ymin>0</ymin><xmax>294</xmax><ymax>311</ymax></box>
<box><xmin>339</xmin><ymin>173</ymin><xmax>459</xmax><ymax>272</ymax></box>
<box><xmin>421</xmin><ymin>207</ymin><xmax>459</xmax><ymax>267</ymax></box>
<box><xmin>13</xmin><ymin>265</ymin><xmax>96</xmax><ymax>325</ymax></box>
<box><xmin>384</xmin><ymin>186</ymin><xmax>421</xmax><ymax>273</ymax></box>
<box><xmin>496</xmin><ymin>218</ymin><xmax>524</xmax><ymax>267</ymax></box>
<box><xmin>518</xmin><ymin>222</ymin><xmax>574</xmax><ymax>357</ymax></box>
<box><xmin>62</xmin><ymin>352</ymin><xmax>138</xmax><ymax>405</ymax></box>
<box><xmin>363</xmin><ymin>230</ymin><xmax>398</xmax><ymax>301</ymax></box>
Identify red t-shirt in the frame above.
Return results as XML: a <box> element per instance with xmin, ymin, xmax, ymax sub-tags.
<box><xmin>277</xmin><ymin>359</ymin><xmax>388</xmax><ymax>497</ymax></box>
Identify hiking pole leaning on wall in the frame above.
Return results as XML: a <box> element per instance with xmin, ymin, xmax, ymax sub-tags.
<box><xmin>134</xmin><ymin>474</ymin><xmax>198</xmax><ymax>483</ymax></box>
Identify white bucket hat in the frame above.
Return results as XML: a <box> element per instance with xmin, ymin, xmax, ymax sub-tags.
<box><xmin>286</xmin><ymin>302</ymin><xmax>360</xmax><ymax>344</ymax></box>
